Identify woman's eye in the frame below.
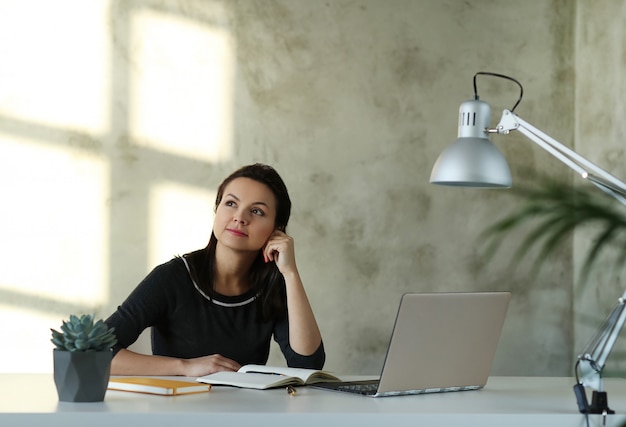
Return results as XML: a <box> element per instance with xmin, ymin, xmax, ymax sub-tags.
<box><xmin>225</xmin><ymin>200</ymin><xmax>236</xmax><ymax>207</ymax></box>
<box><xmin>251</xmin><ymin>208</ymin><xmax>265</xmax><ymax>216</ymax></box>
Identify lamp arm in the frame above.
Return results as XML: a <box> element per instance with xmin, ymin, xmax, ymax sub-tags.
<box><xmin>495</xmin><ymin>109</ymin><xmax>626</xmax><ymax>394</ymax></box>
<box><xmin>577</xmin><ymin>291</ymin><xmax>626</xmax><ymax>391</ymax></box>
<box><xmin>495</xmin><ymin>109</ymin><xmax>626</xmax><ymax>207</ymax></box>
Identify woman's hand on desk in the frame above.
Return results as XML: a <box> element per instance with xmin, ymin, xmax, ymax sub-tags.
<box><xmin>181</xmin><ymin>354</ymin><xmax>241</xmax><ymax>377</ymax></box>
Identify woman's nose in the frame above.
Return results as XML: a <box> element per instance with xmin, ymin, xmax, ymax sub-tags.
<box><xmin>233</xmin><ymin>211</ymin><xmax>247</xmax><ymax>225</ymax></box>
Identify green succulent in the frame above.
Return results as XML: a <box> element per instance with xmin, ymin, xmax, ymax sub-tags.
<box><xmin>51</xmin><ymin>314</ymin><xmax>117</xmax><ymax>352</ymax></box>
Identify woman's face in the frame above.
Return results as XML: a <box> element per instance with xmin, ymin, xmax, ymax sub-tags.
<box><xmin>213</xmin><ymin>177</ymin><xmax>277</xmax><ymax>253</ymax></box>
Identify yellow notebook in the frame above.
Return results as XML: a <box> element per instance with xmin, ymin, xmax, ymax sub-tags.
<box><xmin>108</xmin><ymin>377</ymin><xmax>212</xmax><ymax>396</ymax></box>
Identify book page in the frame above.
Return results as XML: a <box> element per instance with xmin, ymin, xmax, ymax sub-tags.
<box><xmin>197</xmin><ymin>371</ymin><xmax>301</xmax><ymax>389</ymax></box>
<box><xmin>239</xmin><ymin>365</ymin><xmax>341</xmax><ymax>383</ymax></box>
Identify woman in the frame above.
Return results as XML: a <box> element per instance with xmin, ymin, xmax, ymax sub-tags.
<box><xmin>106</xmin><ymin>163</ymin><xmax>324</xmax><ymax>376</ymax></box>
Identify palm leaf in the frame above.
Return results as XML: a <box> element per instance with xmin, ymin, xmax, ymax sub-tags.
<box><xmin>480</xmin><ymin>177</ymin><xmax>626</xmax><ymax>285</ymax></box>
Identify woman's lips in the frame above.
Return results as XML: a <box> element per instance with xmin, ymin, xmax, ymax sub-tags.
<box><xmin>226</xmin><ymin>228</ymin><xmax>247</xmax><ymax>237</ymax></box>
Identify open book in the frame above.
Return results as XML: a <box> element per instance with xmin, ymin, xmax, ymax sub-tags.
<box><xmin>196</xmin><ymin>364</ymin><xmax>341</xmax><ymax>390</ymax></box>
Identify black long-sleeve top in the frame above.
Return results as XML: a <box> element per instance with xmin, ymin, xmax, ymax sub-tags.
<box><xmin>105</xmin><ymin>257</ymin><xmax>325</xmax><ymax>369</ymax></box>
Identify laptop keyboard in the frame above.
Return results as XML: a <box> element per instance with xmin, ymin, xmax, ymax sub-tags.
<box><xmin>335</xmin><ymin>382</ymin><xmax>379</xmax><ymax>395</ymax></box>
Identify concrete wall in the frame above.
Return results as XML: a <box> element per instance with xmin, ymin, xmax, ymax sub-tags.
<box><xmin>4</xmin><ymin>0</ymin><xmax>623</xmax><ymax>376</ymax></box>
<box><xmin>574</xmin><ymin>1</ymin><xmax>626</xmax><ymax>376</ymax></box>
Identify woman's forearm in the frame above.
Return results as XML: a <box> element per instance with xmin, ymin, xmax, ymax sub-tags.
<box><xmin>110</xmin><ymin>349</ymin><xmax>186</xmax><ymax>376</ymax></box>
<box><xmin>283</xmin><ymin>270</ymin><xmax>323</xmax><ymax>355</ymax></box>
<box><xmin>111</xmin><ymin>349</ymin><xmax>242</xmax><ymax>377</ymax></box>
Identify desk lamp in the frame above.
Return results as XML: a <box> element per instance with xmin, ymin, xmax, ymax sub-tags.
<box><xmin>430</xmin><ymin>72</ymin><xmax>626</xmax><ymax>417</ymax></box>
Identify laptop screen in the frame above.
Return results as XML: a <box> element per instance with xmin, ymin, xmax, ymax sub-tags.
<box><xmin>377</xmin><ymin>291</ymin><xmax>511</xmax><ymax>394</ymax></box>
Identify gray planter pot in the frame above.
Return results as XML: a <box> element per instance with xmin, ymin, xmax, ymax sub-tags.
<box><xmin>53</xmin><ymin>349</ymin><xmax>112</xmax><ymax>402</ymax></box>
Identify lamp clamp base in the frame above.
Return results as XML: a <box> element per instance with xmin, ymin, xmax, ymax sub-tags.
<box><xmin>574</xmin><ymin>384</ymin><xmax>614</xmax><ymax>415</ymax></box>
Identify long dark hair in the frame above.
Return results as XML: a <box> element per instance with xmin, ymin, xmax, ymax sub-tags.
<box><xmin>184</xmin><ymin>164</ymin><xmax>291</xmax><ymax>321</ymax></box>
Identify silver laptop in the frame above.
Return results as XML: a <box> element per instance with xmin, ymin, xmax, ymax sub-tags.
<box><xmin>312</xmin><ymin>291</ymin><xmax>511</xmax><ymax>397</ymax></box>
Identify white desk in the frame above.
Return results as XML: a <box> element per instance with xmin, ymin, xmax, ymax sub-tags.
<box><xmin>1</xmin><ymin>374</ymin><xmax>626</xmax><ymax>427</ymax></box>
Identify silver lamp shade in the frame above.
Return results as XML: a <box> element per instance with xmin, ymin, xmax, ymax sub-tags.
<box><xmin>430</xmin><ymin>99</ymin><xmax>512</xmax><ymax>188</ymax></box>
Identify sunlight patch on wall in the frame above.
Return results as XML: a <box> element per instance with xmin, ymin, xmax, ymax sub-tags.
<box><xmin>0</xmin><ymin>0</ymin><xmax>110</xmax><ymax>134</ymax></box>
<box><xmin>129</xmin><ymin>9</ymin><xmax>235</xmax><ymax>163</ymax></box>
<box><xmin>148</xmin><ymin>181</ymin><xmax>215</xmax><ymax>267</ymax></box>
<box><xmin>0</xmin><ymin>136</ymin><xmax>109</xmax><ymax>306</ymax></box>
<box><xmin>0</xmin><ymin>306</ymin><xmax>58</xmax><ymax>373</ymax></box>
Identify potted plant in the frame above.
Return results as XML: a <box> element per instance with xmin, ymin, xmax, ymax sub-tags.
<box><xmin>50</xmin><ymin>314</ymin><xmax>117</xmax><ymax>402</ymax></box>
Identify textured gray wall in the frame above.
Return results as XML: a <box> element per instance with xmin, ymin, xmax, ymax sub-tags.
<box><xmin>228</xmin><ymin>0</ymin><xmax>576</xmax><ymax>375</ymax></box>
<box><xmin>574</xmin><ymin>1</ymin><xmax>626</xmax><ymax>376</ymax></box>
<box><xmin>6</xmin><ymin>0</ymin><xmax>626</xmax><ymax>376</ymax></box>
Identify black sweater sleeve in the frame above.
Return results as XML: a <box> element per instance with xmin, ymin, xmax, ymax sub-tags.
<box><xmin>272</xmin><ymin>313</ymin><xmax>326</xmax><ymax>370</ymax></box>
<box><xmin>106</xmin><ymin>261</ymin><xmax>178</xmax><ymax>356</ymax></box>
